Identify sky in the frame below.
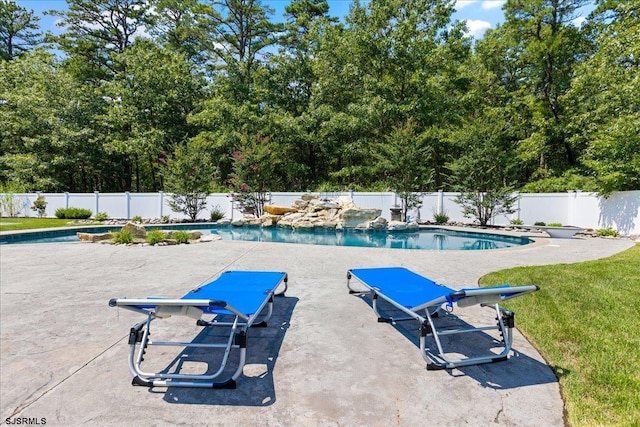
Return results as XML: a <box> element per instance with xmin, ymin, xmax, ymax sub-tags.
<box><xmin>16</xmin><ymin>0</ymin><xmax>594</xmax><ymax>40</ymax></box>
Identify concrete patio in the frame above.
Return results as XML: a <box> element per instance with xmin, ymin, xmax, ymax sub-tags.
<box><xmin>0</xmin><ymin>234</ymin><xmax>634</xmax><ymax>426</ymax></box>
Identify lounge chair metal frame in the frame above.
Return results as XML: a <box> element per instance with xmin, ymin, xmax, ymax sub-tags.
<box><xmin>346</xmin><ymin>267</ymin><xmax>538</xmax><ymax>370</ymax></box>
<box><xmin>109</xmin><ymin>270</ymin><xmax>288</xmax><ymax>389</ymax></box>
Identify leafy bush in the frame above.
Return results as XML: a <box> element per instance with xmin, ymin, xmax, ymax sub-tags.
<box><xmin>534</xmin><ymin>221</ymin><xmax>546</xmax><ymax>226</ymax></box>
<box><xmin>510</xmin><ymin>218</ymin><xmax>524</xmax><ymax>225</ymax></box>
<box><xmin>55</xmin><ymin>207</ymin><xmax>92</xmax><ymax>219</ymax></box>
<box><xmin>31</xmin><ymin>195</ymin><xmax>47</xmax><ymax>218</ymax></box>
<box><xmin>597</xmin><ymin>228</ymin><xmax>618</xmax><ymax>237</ymax></box>
<box><xmin>210</xmin><ymin>204</ymin><xmax>225</xmax><ymax>221</ymax></box>
<box><xmin>94</xmin><ymin>212</ymin><xmax>109</xmax><ymax>221</ymax></box>
<box><xmin>112</xmin><ymin>229</ymin><xmax>134</xmax><ymax>244</ymax></box>
<box><xmin>131</xmin><ymin>215</ymin><xmax>143</xmax><ymax>222</ymax></box>
<box><xmin>548</xmin><ymin>222</ymin><xmax>563</xmax><ymax>227</ymax></box>
<box><xmin>172</xmin><ymin>230</ymin><xmax>191</xmax><ymax>244</ymax></box>
<box><xmin>146</xmin><ymin>229</ymin><xmax>166</xmax><ymax>245</ymax></box>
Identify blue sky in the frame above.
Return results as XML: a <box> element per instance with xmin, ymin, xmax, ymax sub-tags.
<box><xmin>17</xmin><ymin>0</ymin><xmax>594</xmax><ymax>40</ymax></box>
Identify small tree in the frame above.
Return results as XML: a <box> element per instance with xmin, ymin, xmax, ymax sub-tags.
<box><xmin>447</xmin><ymin>119</ymin><xmax>520</xmax><ymax>226</ymax></box>
<box><xmin>228</xmin><ymin>133</ymin><xmax>283</xmax><ymax>217</ymax></box>
<box><xmin>454</xmin><ymin>189</ymin><xmax>518</xmax><ymax>226</ymax></box>
<box><xmin>163</xmin><ymin>141</ymin><xmax>215</xmax><ymax>221</ymax></box>
<box><xmin>375</xmin><ymin>121</ymin><xmax>434</xmax><ymax>221</ymax></box>
<box><xmin>30</xmin><ymin>195</ymin><xmax>47</xmax><ymax>217</ymax></box>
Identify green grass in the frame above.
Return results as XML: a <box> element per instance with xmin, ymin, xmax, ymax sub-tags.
<box><xmin>0</xmin><ymin>217</ymin><xmax>77</xmax><ymax>231</ymax></box>
<box><xmin>480</xmin><ymin>244</ymin><xmax>640</xmax><ymax>427</ymax></box>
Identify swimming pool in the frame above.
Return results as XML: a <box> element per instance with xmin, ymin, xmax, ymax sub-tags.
<box><xmin>0</xmin><ymin>224</ymin><xmax>532</xmax><ymax>250</ymax></box>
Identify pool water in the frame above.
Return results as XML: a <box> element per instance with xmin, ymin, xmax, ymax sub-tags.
<box><xmin>1</xmin><ymin>225</ymin><xmax>531</xmax><ymax>250</ymax></box>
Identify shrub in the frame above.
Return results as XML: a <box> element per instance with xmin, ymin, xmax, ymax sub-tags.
<box><xmin>534</xmin><ymin>221</ymin><xmax>546</xmax><ymax>226</ymax></box>
<box><xmin>548</xmin><ymin>222</ymin><xmax>563</xmax><ymax>227</ymax></box>
<box><xmin>94</xmin><ymin>212</ymin><xmax>109</xmax><ymax>222</ymax></box>
<box><xmin>31</xmin><ymin>195</ymin><xmax>47</xmax><ymax>218</ymax></box>
<box><xmin>55</xmin><ymin>207</ymin><xmax>92</xmax><ymax>219</ymax></box>
<box><xmin>597</xmin><ymin>228</ymin><xmax>618</xmax><ymax>237</ymax></box>
<box><xmin>510</xmin><ymin>218</ymin><xmax>524</xmax><ymax>225</ymax></box>
<box><xmin>432</xmin><ymin>210</ymin><xmax>449</xmax><ymax>224</ymax></box>
<box><xmin>112</xmin><ymin>229</ymin><xmax>134</xmax><ymax>244</ymax></box>
<box><xmin>146</xmin><ymin>229</ymin><xmax>166</xmax><ymax>245</ymax></box>
<box><xmin>210</xmin><ymin>204</ymin><xmax>225</xmax><ymax>222</ymax></box>
<box><xmin>131</xmin><ymin>215</ymin><xmax>143</xmax><ymax>223</ymax></box>
<box><xmin>161</xmin><ymin>215</ymin><xmax>170</xmax><ymax>223</ymax></box>
<box><xmin>172</xmin><ymin>230</ymin><xmax>191</xmax><ymax>244</ymax></box>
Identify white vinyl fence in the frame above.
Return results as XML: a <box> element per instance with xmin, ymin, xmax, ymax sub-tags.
<box><xmin>1</xmin><ymin>190</ymin><xmax>639</xmax><ymax>235</ymax></box>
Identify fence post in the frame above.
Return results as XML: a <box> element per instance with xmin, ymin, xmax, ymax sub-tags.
<box><xmin>228</xmin><ymin>195</ymin><xmax>234</xmax><ymax>220</ymax></box>
<box><xmin>437</xmin><ymin>190</ymin><xmax>443</xmax><ymax>215</ymax></box>
<box><xmin>94</xmin><ymin>191</ymin><xmax>99</xmax><ymax>215</ymax></box>
<box><xmin>125</xmin><ymin>191</ymin><xmax>130</xmax><ymax>219</ymax></box>
<box><xmin>158</xmin><ymin>191</ymin><xmax>164</xmax><ymax>218</ymax></box>
<box><xmin>65</xmin><ymin>192</ymin><xmax>70</xmax><ymax>209</ymax></box>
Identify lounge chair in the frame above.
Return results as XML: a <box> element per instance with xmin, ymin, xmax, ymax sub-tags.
<box><xmin>109</xmin><ymin>270</ymin><xmax>288</xmax><ymax>389</ymax></box>
<box><xmin>346</xmin><ymin>267</ymin><xmax>538</xmax><ymax>370</ymax></box>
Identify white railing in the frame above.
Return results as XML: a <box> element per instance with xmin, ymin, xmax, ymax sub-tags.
<box><xmin>1</xmin><ymin>190</ymin><xmax>639</xmax><ymax>234</ymax></box>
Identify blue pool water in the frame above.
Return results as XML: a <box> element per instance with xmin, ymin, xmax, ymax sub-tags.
<box><xmin>0</xmin><ymin>224</ymin><xmax>531</xmax><ymax>250</ymax></box>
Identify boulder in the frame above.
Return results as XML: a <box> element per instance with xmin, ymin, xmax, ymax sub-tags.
<box><xmin>264</xmin><ymin>205</ymin><xmax>298</xmax><ymax>215</ymax></box>
<box><xmin>387</xmin><ymin>221</ymin><xmax>419</xmax><ymax>232</ymax></box>
<box><xmin>199</xmin><ymin>234</ymin><xmax>222</xmax><ymax>242</ymax></box>
<box><xmin>340</xmin><ymin>208</ymin><xmax>382</xmax><ymax>229</ymax></box>
<box><xmin>122</xmin><ymin>222</ymin><xmax>147</xmax><ymax>238</ymax></box>
<box><xmin>77</xmin><ymin>232</ymin><xmax>113</xmax><ymax>242</ymax></box>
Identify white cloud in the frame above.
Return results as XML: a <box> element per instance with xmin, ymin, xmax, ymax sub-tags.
<box><xmin>482</xmin><ymin>1</ymin><xmax>506</xmax><ymax>10</ymax></box>
<box><xmin>455</xmin><ymin>1</ymin><xmax>474</xmax><ymax>9</ymax></box>
<box><xmin>464</xmin><ymin>19</ymin><xmax>492</xmax><ymax>38</ymax></box>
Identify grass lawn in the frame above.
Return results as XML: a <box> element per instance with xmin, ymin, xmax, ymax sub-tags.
<box><xmin>480</xmin><ymin>244</ymin><xmax>640</xmax><ymax>427</ymax></box>
<box><xmin>0</xmin><ymin>217</ymin><xmax>79</xmax><ymax>232</ymax></box>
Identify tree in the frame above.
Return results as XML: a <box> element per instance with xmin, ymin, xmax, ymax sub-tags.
<box><xmin>0</xmin><ymin>0</ymin><xmax>42</xmax><ymax>60</ymax></box>
<box><xmin>164</xmin><ymin>140</ymin><xmax>215</xmax><ymax>221</ymax></box>
<box><xmin>228</xmin><ymin>133</ymin><xmax>285</xmax><ymax>217</ymax></box>
<box><xmin>563</xmin><ymin>0</ymin><xmax>640</xmax><ymax>193</ymax></box>
<box><xmin>374</xmin><ymin>121</ymin><xmax>434</xmax><ymax>221</ymax></box>
<box><xmin>47</xmin><ymin>0</ymin><xmax>152</xmax><ymax>81</ymax></box>
<box><xmin>0</xmin><ymin>50</ymin><xmax>105</xmax><ymax>191</ymax></box>
<box><xmin>99</xmin><ymin>41</ymin><xmax>205</xmax><ymax>192</ymax></box>
<box><xmin>489</xmin><ymin>0</ymin><xmax>589</xmax><ymax>182</ymax></box>
<box><xmin>148</xmin><ymin>0</ymin><xmax>210</xmax><ymax>67</ymax></box>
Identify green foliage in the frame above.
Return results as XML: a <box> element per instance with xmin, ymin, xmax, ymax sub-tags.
<box><xmin>0</xmin><ymin>0</ymin><xmax>637</xmax><ymax>196</ymax></box>
<box><xmin>30</xmin><ymin>195</ymin><xmax>47</xmax><ymax>218</ymax></box>
<box><xmin>547</xmin><ymin>222</ymin><xmax>563</xmax><ymax>227</ymax></box>
<box><xmin>146</xmin><ymin>229</ymin><xmax>166</xmax><ymax>245</ymax></box>
<box><xmin>131</xmin><ymin>215</ymin><xmax>143</xmax><ymax>223</ymax></box>
<box><xmin>112</xmin><ymin>229</ymin><xmax>134</xmax><ymax>244</ymax></box>
<box><xmin>229</xmin><ymin>133</ymin><xmax>284</xmax><ymax>217</ymax></box>
<box><xmin>54</xmin><ymin>207</ymin><xmax>92</xmax><ymax>219</ymax></box>
<box><xmin>596</xmin><ymin>228</ymin><xmax>618</xmax><ymax>237</ymax></box>
<box><xmin>210</xmin><ymin>205</ymin><xmax>225</xmax><ymax>222</ymax></box>
<box><xmin>480</xmin><ymin>245</ymin><xmax>640</xmax><ymax>426</ymax></box>
<box><xmin>432</xmin><ymin>210</ymin><xmax>449</xmax><ymax>225</ymax></box>
<box><xmin>510</xmin><ymin>218</ymin><xmax>524</xmax><ymax>225</ymax></box>
<box><xmin>164</xmin><ymin>140</ymin><xmax>214</xmax><ymax>221</ymax></box>
<box><xmin>94</xmin><ymin>212</ymin><xmax>109</xmax><ymax>221</ymax></box>
<box><xmin>0</xmin><ymin>1</ymin><xmax>42</xmax><ymax>60</ymax></box>
<box><xmin>172</xmin><ymin>230</ymin><xmax>191</xmax><ymax>244</ymax></box>
<box><xmin>0</xmin><ymin>193</ymin><xmax>24</xmax><ymax>217</ymax></box>
<box><xmin>520</xmin><ymin>171</ymin><xmax>598</xmax><ymax>193</ymax></box>
<box><xmin>454</xmin><ymin>190</ymin><xmax>518</xmax><ymax>226</ymax></box>
<box><xmin>534</xmin><ymin>221</ymin><xmax>546</xmax><ymax>226</ymax></box>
